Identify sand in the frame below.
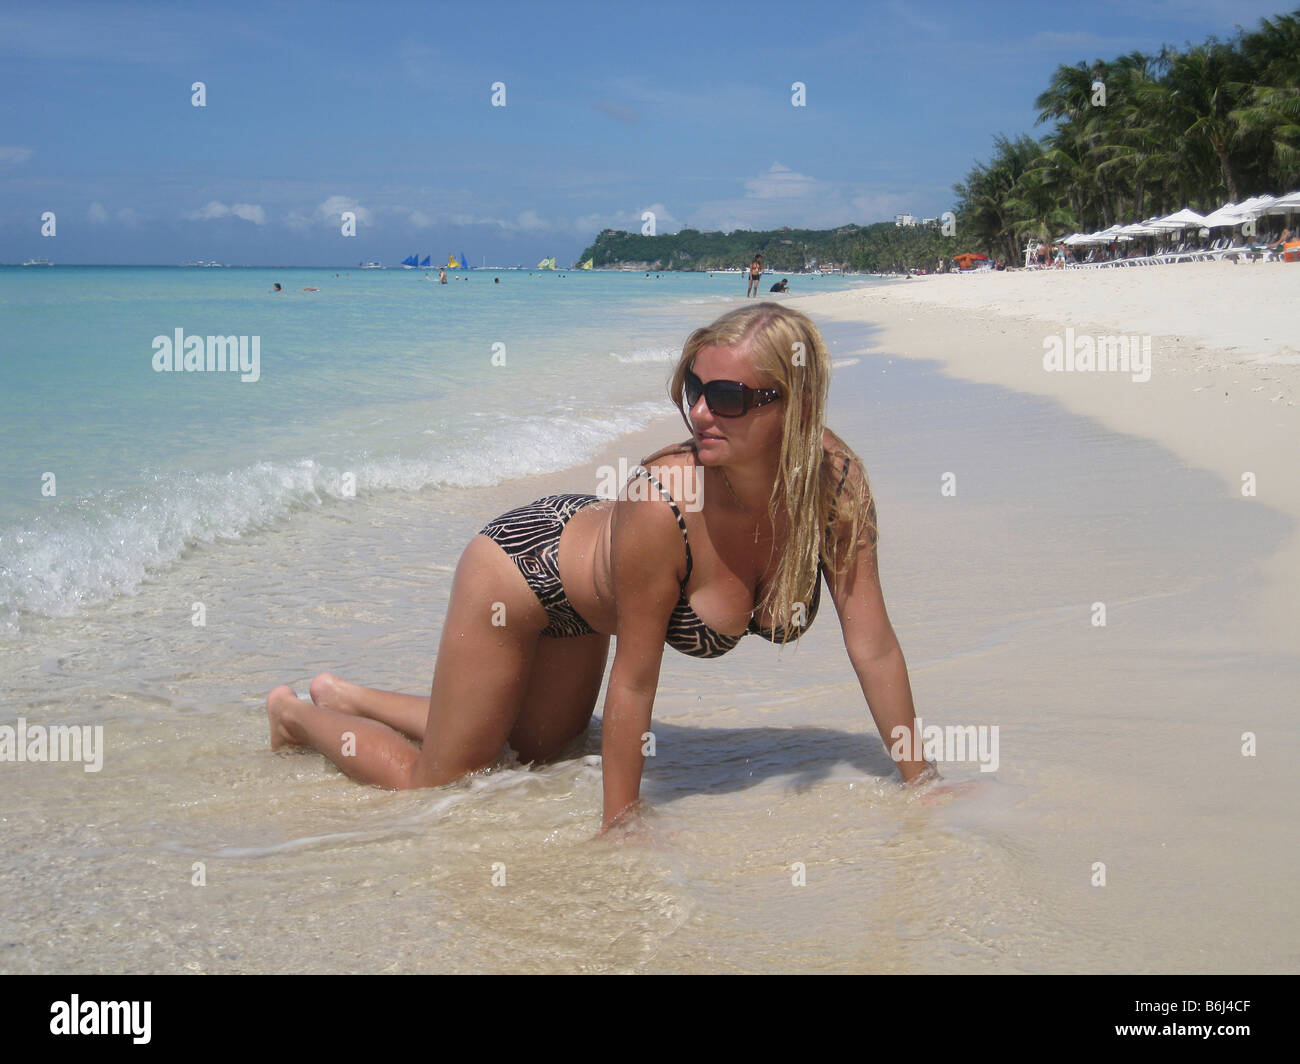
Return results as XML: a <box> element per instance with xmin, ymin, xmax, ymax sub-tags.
<box><xmin>795</xmin><ymin>261</ymin><xmax>1300</xmax><ymax>653</ymax></box>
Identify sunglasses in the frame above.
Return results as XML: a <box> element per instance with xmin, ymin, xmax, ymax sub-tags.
<box><xmin>684</xmin><ymin>369</ymin><xmax>781</xmax><ymax>418</ymax></box>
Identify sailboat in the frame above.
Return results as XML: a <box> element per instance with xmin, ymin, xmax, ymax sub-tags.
<box><xmin>400</xmin><ymin>254</ymin><xmax>420</xmax><ymax>269</ymax></box>
<box><xmin>460</xmin><ymin>251</ymin><xmax>470</xmax><ymax>272</ymax></box>
<box><xmin>580</xmin><ymin>259</ymin><xmax>594</xmax><ymax>270</ymax></box>
<box><xmin>447</xmin><ymin>252</ymin><xmax>462</xmax><ymax>269</ymax></box>
<box><xmin>537</xmin><ymin>256</ymin><xmax>557</xmax><ymax>270</ymax></box>
<box><xmin>420</xmin><ymin>255</ymin><xmax>431</xmax><ymax>268</ymax></box>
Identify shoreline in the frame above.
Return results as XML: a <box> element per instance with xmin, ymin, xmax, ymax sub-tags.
<box><xmin>792</xmin><ymin>262</ymin><xmax>1300</xmax><ymax>651</ymax></box>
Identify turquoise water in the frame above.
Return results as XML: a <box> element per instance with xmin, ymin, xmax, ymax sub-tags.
<box><xmin>0</xmin><ymin>266</ymin><xmax>881</xmax><ymax>628</ymax></box>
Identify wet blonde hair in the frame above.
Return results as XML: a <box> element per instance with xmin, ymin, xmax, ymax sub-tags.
<box><xmin>643</xmin><ymin>302</ymin><xmax>877</xmax><ymax>641</ymax></box>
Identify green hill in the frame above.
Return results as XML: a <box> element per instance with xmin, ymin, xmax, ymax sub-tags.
<box><xmin>576</xmin><ymin>222</ymin><xmax>962</xmax><ymax>273</ymax></box>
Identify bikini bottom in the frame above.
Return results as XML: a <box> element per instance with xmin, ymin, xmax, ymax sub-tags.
<box><xmin>479</xmin><ymin>493</ymin><xmax>602</xmax><ymax>637</ymax></box>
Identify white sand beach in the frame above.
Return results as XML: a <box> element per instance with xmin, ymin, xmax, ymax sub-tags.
<box><xmin>797</xmin><ymin>261</ymin><xmax>1300</xmax><ymax>652</ymax></box>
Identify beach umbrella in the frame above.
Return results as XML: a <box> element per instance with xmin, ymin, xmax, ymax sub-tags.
<box><xmin>1263</xmin><ymin>190</ymin><xmax>1300</xmax><ymax>213</ymax></box>
<box><xmin>1201</xmin><ymin>203</ymin><xmax>1248</xmax><ymax>227</ymax></box>
<box><xmin>1156</xmin><ymin>208</ymin><xmax>1208</xmax><ymax>228</ymax></box>
<box><xmin>1235</xmin><ymin>194</ymin><xmax>1278</xmax><ymax>217</ymax></box>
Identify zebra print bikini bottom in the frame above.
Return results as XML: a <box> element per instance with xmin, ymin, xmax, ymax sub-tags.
<box><xmin>479</xmin><ymin>493</ymin><xmax>603</xmax><ymax>638</ymax></box>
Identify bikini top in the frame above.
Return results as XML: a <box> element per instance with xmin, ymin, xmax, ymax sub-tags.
<box><xmin>631</xmin><ymin>459</ymin><xmax>851</xmax><ymax>659</ymax></box>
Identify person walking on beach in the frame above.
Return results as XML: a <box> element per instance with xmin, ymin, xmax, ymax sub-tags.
<box><xmin>265</xmin><ymin>303</ymin><xmax>939</xmax><ymax>831</ymax></box>
<box><xmin>747</xmin><ymin>254</ymin><xmax>763</xmax><ymax>297</ymax></box>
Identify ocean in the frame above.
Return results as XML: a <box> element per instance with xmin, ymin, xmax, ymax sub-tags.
<box><xmin>0</xmin><ymin>266</ymin><xmax>870</xmax><ymax>628</ymax></box>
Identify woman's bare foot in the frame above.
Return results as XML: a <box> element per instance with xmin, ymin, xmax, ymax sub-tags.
<box><xmin>266</xmin><ymin>685</ymin><xmax>306</xmax><ymax>749</ymax></box>
<box><xmin>309</xmin><ymin>672</ymin><xmax>355</xmax><ymax>714</ymax></box>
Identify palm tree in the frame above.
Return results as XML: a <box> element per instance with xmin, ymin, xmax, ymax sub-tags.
<box><xmin>954</xmin><ymin>134</ymin><xmax>1048</xmax><ymax>262</ymax></box>
<box><xmin>1231</xmin><ymin>13</ymin><xmax>1300</xmax><ymax>190</ymax></box>
<box><xmin>1152</xmin><ymin>42</ymin><xmax>1252</xmax><ymax>203</ymax></box>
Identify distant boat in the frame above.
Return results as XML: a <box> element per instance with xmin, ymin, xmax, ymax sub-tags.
<box><xmin>360</xmin><ymin>261</ymin><xmax>384</xmax><ymax>269</ymax></box>
<box><xmin>580</xmin><ymin>258</ymin><xmax>594</xmax><ymax>270</ymax></box>
<box><xmin>400</xmin><ymin>254</ymin><xmax>420</xmax><ymax>268</ymax></box>
<box><xmin>22</xmin><ymin>258</ymin><xmax>53</xmax><ymax>266</ymax></box>
<box><xmin>460</xmin><ymin>251</ymin><xmax>470</xmax><ymax>271</ymax></box>
<box><xmin>420</xmin><ymin>255</ymin><xmax>431</xmax><ymax>268</ymax></box>
<box><xmin>447</xmin><ymin>252</ymin><xmax>462</xmax><ymax>269</ymax></box>
<box><xmin>537</xmin><ymin>256</ymin><xmax>557</xmax><ymax>270</ymax></box>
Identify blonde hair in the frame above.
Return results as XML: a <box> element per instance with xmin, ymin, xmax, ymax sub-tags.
<box><xmin>643</xmin><ymin>303</ymin><xmax>876</xmax><ymax>641</ymax></box>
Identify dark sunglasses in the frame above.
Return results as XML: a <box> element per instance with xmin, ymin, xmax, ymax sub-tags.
<box><xmin>684</xmin><ymin>369</ymin><xmax>781</xmax><ymax>418</ymax></box>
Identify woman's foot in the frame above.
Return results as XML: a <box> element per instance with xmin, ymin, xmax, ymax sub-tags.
<box><xmin>308</xmin><ymin>672</ymin><xmax>355</xmax><ymax>714</ymax></box>
<box><xmin>266</xmin><ymin>685</ymin><xmax>306</xmax><ymax>749</ymax></box>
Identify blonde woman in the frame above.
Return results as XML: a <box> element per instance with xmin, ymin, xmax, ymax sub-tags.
<box><xmin>266</xmin><ymin>303</ymin><xmax>933</xmax><ymax>830</ymax></box>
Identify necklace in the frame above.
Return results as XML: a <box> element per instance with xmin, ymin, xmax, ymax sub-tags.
<box><xmin>720</xmin><ymin>467</ymin><xmax>762</xmax><ymax>544</ymax></box>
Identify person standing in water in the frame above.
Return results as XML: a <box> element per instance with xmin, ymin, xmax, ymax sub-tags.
<box><xmin>746</xmin><ymin>254</ymin><xmax>763</xmax><ymax>297</ymax></box>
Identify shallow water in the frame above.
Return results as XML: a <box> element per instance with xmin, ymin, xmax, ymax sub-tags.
<box><xmin>2</xmin><ymin>298</ymin><xmax>1297</xmax><ymax>973</ymax></box>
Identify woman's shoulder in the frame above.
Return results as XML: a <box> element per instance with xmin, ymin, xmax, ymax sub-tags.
<box><xmin>821</xmin><ymin>427</ymin><xmax>862</xmax><ymax>473</ymax></box>
<box><xmin>820</xmin><ymin>428</ymin><xmax>877</xmax><ymax>551</ymax></box>
<box><xmin>639</xmin><ymin>439</ymin><xmax>698</xmax><ymax>470</ymax></box>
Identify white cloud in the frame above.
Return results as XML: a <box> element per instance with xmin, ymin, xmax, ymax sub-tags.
<box><xmin>0</xmin><ymin>145</ymin><xmax>34</xmax><ymax>165</ymax></box>
<box><xmin>742</xmin><ymin>163</ymin><xmax>821</xmax><ymax>201</ymax></box>
<box><xmin>86</xmin><ymin>201</ymin><xmax>141</xmax><ymax>225</ymax></box>
<box><xmin>687</xmin><ymin>163</ymin><xmax>910</xmax><ymax>231</ymax></box>
<box><xmin>185</xmin><ymin>200</ymin><xmax>265</xmax><ymax>224</ymax></box>
<box><xmin>317</xmin><ymin>195</ymin><xmax>371</xmax><ymax>226</ymax></box>
<box><xmin>283</xmin><ymin>195</ymin><xmax>372</xmax><ymax>232</ymax></box>
<box><xmin>570</xmin><ymin>203</ymin><xmax>683</xmax><ymax>236</ymax></box>
<box><xmin>514</xmin><ymin>209</ymin><xmax>549</xmax><ymax>232</ymax></box>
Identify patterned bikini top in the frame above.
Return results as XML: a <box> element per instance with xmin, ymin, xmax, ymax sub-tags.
<box><xmin>632</xmin><ymin>459</ymin><xmax>851</xmax><ymax>658</ymax></box>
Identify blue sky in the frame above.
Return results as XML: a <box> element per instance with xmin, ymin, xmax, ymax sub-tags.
<box><xmin>0</xmin><ymin>0</ymin><xmax>1289</xmax><ymax>265</ymax></box>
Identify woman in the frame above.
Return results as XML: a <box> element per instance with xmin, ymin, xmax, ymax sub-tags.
<box><xmin>746</xmin><ymin>254</ymin><xmax>763</xmax><ymax>297</ymax></box>
<box><xmin>266</xmin><ymin>303</ymin><xmax>933</xmax><ymax>831</ymax></box>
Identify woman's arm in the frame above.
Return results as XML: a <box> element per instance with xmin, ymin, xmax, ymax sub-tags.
<box><xmin>599</xmin><ymin>490</ymin><xmax>687</xmax><ymax>831</ymax></box>
<box><xmin>822</xmin><ymin>463</ymin><xmax>933</xmax><ymax>784</ymax></box>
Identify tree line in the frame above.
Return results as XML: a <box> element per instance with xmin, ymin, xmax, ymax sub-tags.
<box><xmin>576</xmin><ymin>222</ymin><xmax>959</xmax><ymax>275</ymax></box>
<box><xmin>953</xmin><ymin>10</ymin><xmax>1300</xmax><ymax>262</ymax></box>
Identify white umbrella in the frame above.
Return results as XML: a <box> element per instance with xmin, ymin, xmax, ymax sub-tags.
<box><xmin>1153</xmin><ymin>208</ymin><xmax>1207</xmax><ymax>229</ymax></box>
<box><xmin>1201</xmin><ymin>204</ymin><xmax>1248</xmax><ymax>227</ymax></box>
<box><xmin>1231</xmin><ymin>195</ymin><xmax>1278</xmax><ymax>224</ymax></box>
<box><xmin>1264</xmin><ymin>190</ymin><xmax>1300</xmax><ymax>214</ymax></box>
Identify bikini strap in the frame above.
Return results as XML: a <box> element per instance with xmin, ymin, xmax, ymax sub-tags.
<box><xmin>632</xmin><ymin>467</ymin><xmax>693</xmax><ymax>584</ymax></box>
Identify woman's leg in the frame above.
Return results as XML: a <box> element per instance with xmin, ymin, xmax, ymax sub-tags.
<box><xmin>509</xmin><ymin>629</ymin><xmax>610</xmax><ymax>763</ymax></box>
<box><xmin>267</xmin><ymin>534</ymin><xmax>550</xmax><ymax>788</ymax></box>
<box><xmin>308</xmin><ymin>673</ymin><xmax>428</xmax><ymax>741</ymax></box>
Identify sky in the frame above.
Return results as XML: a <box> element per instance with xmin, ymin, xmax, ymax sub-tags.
<box><xmin>0</xmin><ymin>0</ymin><xmax>1290</xmax><ymax>266</ymax></box>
